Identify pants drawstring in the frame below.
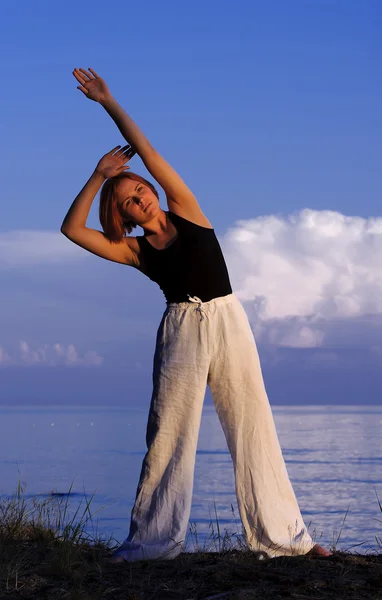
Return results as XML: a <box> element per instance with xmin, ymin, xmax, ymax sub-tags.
<box><xmin>187</xmin><ymin>294</ymin><xmax>206</xmax><ymax>321</ymax></box>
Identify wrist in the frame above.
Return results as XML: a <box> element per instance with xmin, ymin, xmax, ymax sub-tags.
<box><xmin>93</xmin><ymin>168</ymin><xmax>107</xmax><ymax>182</ymax></box>
<box><xmin>100</xmin><ymin>94</ymin><xmax>116</xmax><ymax>109</ymax></box>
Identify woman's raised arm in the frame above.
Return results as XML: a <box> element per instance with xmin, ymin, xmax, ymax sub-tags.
<box><xmin>73</xmin><ymin>68</ymin><xmax>209</xmax><ymax>224</ymax></box>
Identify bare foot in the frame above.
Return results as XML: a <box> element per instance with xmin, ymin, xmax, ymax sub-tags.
<box><xmin>103</xmin><ymin>554</ymin><xmax>126</xmax><ymax>565</ymax></box>
<box><xmin>306</xmin><ymin>543</ymin><xmax>331</xmax><ymax>557</ymax></box>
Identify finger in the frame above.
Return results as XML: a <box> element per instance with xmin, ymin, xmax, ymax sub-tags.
<box><xmin>115</xmin><ymin>144</ymin><xmax>132</xmax><ymax>157</ymax></box>
<box><xmin>88</xmin><ymin>67</ymin><xmax>101</xmax><ymax>79</ymax></box>
<box><xmin>73</xmin><ymin>70</ymin><xmax>87</xmax><ymax>85</ymax></box>
<box><xmin>117</xmin><ymin>151</ymin><xmax>135</xmax><ymax>164</ymax></box>
<box><xmin>122</xmin><ymin>148</ymin><xmax>136</xmax><ymax>160</ymax></box>
<box><xmin>77</xmin><ymin>86</ymin><xmax>89</xmax><ymax>95</ymax></box>
<box><xmin>114</xmin><ymin>148</ymin><xmax>131</xmax><ymax>160</ymax></box>
<box><xmin>115</xmin><ymin>165</ymin><xmax>131</xmax><ymax>174</ymax></box>
<box><xmin>121</xmin><ymin>144</ymin><xmax>135</xmax><ymax>156</ymax></box>
<box><xmin>109</xmin><ymin>145</ymin><xmax>122</xmax><ymax>154</ymax></box>
<box><xmin>79</xmin><ymin>68</ymin><xmax>94</xmax><ymax>80</ymax></box>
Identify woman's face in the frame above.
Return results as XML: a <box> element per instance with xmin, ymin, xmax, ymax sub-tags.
<box><xmin>116</xmin><ymin>178</ymin><xmax>159</xmax><ymax>227</ymax></box>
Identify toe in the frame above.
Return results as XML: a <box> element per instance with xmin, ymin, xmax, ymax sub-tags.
<box><xmin>306</xmin><ymin>544</ymin><xmax>331</xmax><ymax>557</ymax></box>
<box><xmin>104</xmin><ymin>554</ymin><xmax>126</xmax><ymax>565</ymax></box>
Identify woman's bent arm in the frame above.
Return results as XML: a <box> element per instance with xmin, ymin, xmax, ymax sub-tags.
<box><xmin>61</xmin><ymin>170</ymin><xmax>105</xmax><ymax>232</ymax></box>
<box><xmin>61</xmin><ymin>145</ymin><xmax>133</xmax><ymax>232</ymax></box>
<box><xmin>60</xmin><ymin>146</ymin><xmax>137</xmax><ymax>266</ymax></box>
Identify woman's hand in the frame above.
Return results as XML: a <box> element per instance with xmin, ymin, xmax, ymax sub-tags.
<box><xmin>73</xmin><ymin>67</ymin><xmax>111</xmax><ymax>103</ymax></box>
<box><xmin>95</xmin><ymin>145</ymin><xmax>136</xmax><ymax>180</ymax></box>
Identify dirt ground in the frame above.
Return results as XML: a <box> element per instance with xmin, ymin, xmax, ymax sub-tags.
<box><xmin>1</xmin><ymin>544</ymin><xmax>382</xmax><ymax>599</ymax></box>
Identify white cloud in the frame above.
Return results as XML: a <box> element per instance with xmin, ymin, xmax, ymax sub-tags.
<box><xmin>222</xmin><ymin>209</ymin><xmax>382</xmax><ymax>347</ymax></box>
<box><xmin>0</xmin><ymin>342</ymin><xmax>103</xmax><ymax>367</ymax></box>
<box><xmin>268</xmin><ymin>323</ymin><xmax>325</xmax><ymax>348</ymax></box>
<box><xmin>0</xmin><ymin>231</ymin><xmax>86</xmax><ymax>268</ymax></box>
<box><xmin>3</xmin><ymin>209</ymin><xmax>382</xmax><ymax>350</ymax></box>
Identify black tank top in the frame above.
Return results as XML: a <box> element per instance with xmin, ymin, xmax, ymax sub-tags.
<box><xmin>136</xmin><ymin>211</ymin><xmax>232</xmax><ymax>303</ymax></box>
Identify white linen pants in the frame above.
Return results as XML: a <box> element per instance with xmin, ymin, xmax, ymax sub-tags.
<box><xmin>113</xmin><ymin>293</ymin><xmax>314</xmax><ymax>561</ymax></box>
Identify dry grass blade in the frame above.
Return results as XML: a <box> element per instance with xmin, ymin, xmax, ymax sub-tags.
<box><xmin>0</xmin><ymin>479</ymin><xmax>382</xmax><ymax>599</ymax></box>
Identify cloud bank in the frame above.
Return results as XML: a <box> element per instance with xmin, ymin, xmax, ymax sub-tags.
<box><xmin>3</xmin><ymin>209</ymin><xmax>382</xmax><ymax>350</ymax></box>
<box><xmin>0</xmin><ymin>342</ymin><xmax>103</xmax><ymax>367</ymax></box>
<box><xmin>0</xmin><ymin>231</ymin><xmax>85</xmax><ymax>268</ymax></box>
<box><xmin>221</xmin><ymin>209</ymin><xmax>382</xmax><ymax>347</ymax></box>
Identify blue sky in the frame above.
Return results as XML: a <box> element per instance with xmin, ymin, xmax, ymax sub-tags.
<box><xmin>1</xmin><ymin>0</ymin><xmax>382</xmax><ymax>404</ymax></box>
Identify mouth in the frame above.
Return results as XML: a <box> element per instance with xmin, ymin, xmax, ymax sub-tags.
<box><xmin>144</xmin><ymin>202</ymin><xmax>152</xmax><ymax>212</ymax></box>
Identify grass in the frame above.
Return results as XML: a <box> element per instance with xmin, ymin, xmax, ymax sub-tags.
<box><xmin>0</xmin><ymin>481</ymin><xmax>381</xmax><ymax>599</ymax></box>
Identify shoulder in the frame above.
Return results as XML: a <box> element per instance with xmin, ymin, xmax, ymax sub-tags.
<box><xmin>167</xmin><ymin>208</ymin><xmax>213</xmax><ymax>229</ymax></box>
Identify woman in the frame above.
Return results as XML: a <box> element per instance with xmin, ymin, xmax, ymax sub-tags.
<box><xmin>62</xmin><ymin>67</ymin><xmax>330</xmax><ymax>562</ymax></box>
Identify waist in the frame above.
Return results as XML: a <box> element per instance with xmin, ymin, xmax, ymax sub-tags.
<box><xmin>166</xmin><ymin>292</ymin><xmax>237</xmax><ymax>311</ymax></box>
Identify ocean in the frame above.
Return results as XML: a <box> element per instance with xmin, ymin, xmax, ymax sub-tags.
<box><xmin>0</xmin><ymin>404</ymin><xmax>381</xmax><ymax>554</ymax></box>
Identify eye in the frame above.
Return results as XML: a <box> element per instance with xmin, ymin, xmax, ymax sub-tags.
<box><xmin>137</xmin><ymin>186</ymin><xmax>143</xmax><ymax>192</ymax></box>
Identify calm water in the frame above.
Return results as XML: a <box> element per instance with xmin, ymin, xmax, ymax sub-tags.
<box><xmin>0</xmin><ymin>404</ymin><xmax>381</xmax><ymax>554</ymax></box>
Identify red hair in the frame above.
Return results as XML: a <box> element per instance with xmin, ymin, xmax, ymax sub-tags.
<box><xmin>99</xmin><ymin>172</ymin><xmax>159</xmax><ymax>243</ymax></box>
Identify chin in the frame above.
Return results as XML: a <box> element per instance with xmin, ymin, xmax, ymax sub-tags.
<box><xmin>148</xmin><ymin>202</ymin><xmax>160</xmax><ymax>214</ymax></box>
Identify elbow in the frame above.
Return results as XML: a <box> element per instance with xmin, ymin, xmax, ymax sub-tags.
<box><xmin>60</xmin><ymin>225</ymin><xmax>74</xmax><ymax>238</ymax></box>
<box><xmin>61</xmin><ymin>224</ymin><xmax>86</xmax><ymax>240</ymax></box>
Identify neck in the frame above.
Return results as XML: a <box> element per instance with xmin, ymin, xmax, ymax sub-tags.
<box><xmin>142</xmin><ymin>209</ymin><xmax>169</xmax><ymax>236</ymax></box>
